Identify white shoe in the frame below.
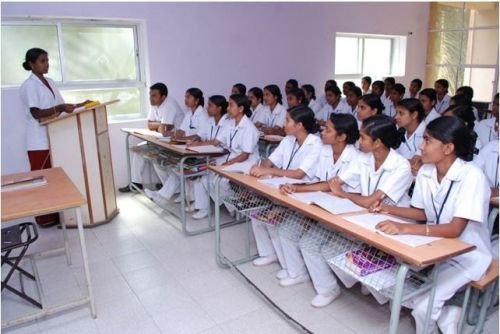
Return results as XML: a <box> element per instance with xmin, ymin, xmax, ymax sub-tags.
<box><xmin>192</xmin><ymin>209</ymin><xmax>208</xmax><ymax>220</ymax></box>
<box><xmin>437</xmin><ymin>305</ymin><xmax>461</xmax><ymax>334</ymax></box>
<box><xmin>279</xmin><ymin>273</ymin><xmax>310</xmax><ymax>287</ymax></box>
<box><xmin>144</xmin><ymin>189</ymin><xmax>165</xmax><ymax>203</ymax></box>
<box><xmin>360</xmin><ymin>284</ymin><xmax>371</xmax><ymax>296</ymax></box>
<box><xmin>275</xmin><ymin>269</ymin><xmax>289</xmax><ymax>280</ymax></box>
<box><xmin>252</xmin><ymin>255</ymin><xmax>278</xmax><ymax>266</ymax></box>
<box><xmin>184</xmin><ymin>204</ymin><xmax>195</xmax><ymax>212</ymax></box>
<box><xmin>311</xmin><ymin>287</ymin><xmax>341</xmax><ymax>308</ymax></box>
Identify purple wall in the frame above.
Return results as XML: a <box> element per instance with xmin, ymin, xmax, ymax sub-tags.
<box><xmin>1</xmin><ymin>2</ymin><xmax>430</xmax><ymax>185</ymax></box>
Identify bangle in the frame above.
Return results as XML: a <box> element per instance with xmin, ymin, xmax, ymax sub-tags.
<box><xmin>425</xmin><ymin>224</ymin><xmax>430</xmax><ymax>236</ymax></box>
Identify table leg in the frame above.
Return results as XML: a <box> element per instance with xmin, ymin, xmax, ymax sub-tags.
<box><xmin>60</xmin><ymin>211</ymin><xmax>71</xmax><ymax>265</ymax></box>
<box><xmin>388</xmin><ymin>263</ymin><xmax>409</xmax><ymax>334</ymax></box>
<box><xmin>180</xmin><ymin>157</ymin><xmax>187</xmax><ymax>235</ymax></box>
<box><xmin>76</xmin><ymin>207</ymin><xmax>96</xmax><ymax>318</ymax></box>
<box><xmin>423</xmin><ymin>263</ymin><xmax>441</xmax><ymax>333</ymax></box>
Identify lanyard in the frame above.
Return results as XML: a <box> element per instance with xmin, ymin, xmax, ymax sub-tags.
<box><xmin>368</xmin><ymin>170</ymin><xmax>386</xmax><ymax>195</ymax></box>
<box><xmin>431</xmin><ymin>181</ymin><xmax>455</xmax><ymax>224</ymax></box>
<box><xmin>210</xmin><ymin>125</ymin><xmax>220</xmax><ymax>140</ymax></box>
<box><xmin>286</xmin><ymin>140</ymin><xmax>301</xmax><ymax>170</ymax></box>
<box><xmin>226</xmin><ymin>128</ymin><xmax>239</xmax><ymax>162</ymax></box>
<box><xmin>404</xmin><ymin>134</ymin><xmax>419</xmax><ymax>153</ymax></box>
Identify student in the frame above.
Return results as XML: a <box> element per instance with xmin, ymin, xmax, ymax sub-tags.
<box><xmin>19</xmin><ymin>48</ymin><xmax>88</xmax><ymax>227</ymax></box>
<box><xmin>261</xmin><ymin>84</ymin><xmax>287</xmax><ymax>135</ymax></box>
<box><xmin>361</xmin><ymin>76</ymin><xmax>372</xmax><ymax>95</ymax></box>
<box><xmin>371</xmin><ymin>80</ymin><xmax>385</xmax><ymax>99</ymax></box>
<box><xmin>301</xmin><ymin>84</ymin><xmax>322</xmax><ymax>118</ymax></box>
<box><xmin>475</xmin><ymin>93</ymin><xmax>499</xmax><ymax>147</ymax></box>
<box><xmin>342</xmin><ymin>81</ymin><xmax>355</xmax><ymax>102</ymax></box>
<box><xmin>231</xmin><ymin>83</ymin><xmax>246</xmax><ymax>95</ymax></box>
<box><xmin>286</xmin><ymin>88</ymin><xmax>308</xmax><ymax>109</ymax></box>
<box><xmin>346</xmin><ymin>86</ymin><xmax>362</xmax><ymax>118</ymax></box>
<box><xmin>357</xmin><ymin>94</ymin><xmax>384</xmax><ymax>124</ymax></box>
<box><xmin>443</xmin><ymin>104</ymin><xmax>481</xmax><ymax>161</ymax></box>
<box><xmin>381</xmin><ymin>77</ymin><xmax>396</xmax><ymax>112</ymax></box>
<box><xmin>456</xmin><ymin>86</ymin><xmax>479</xmax><ymax>120</ymax></box>
<box><xmin>247</xmin><ymin>87</ymin><xmax>270</xmax><ymax>127</ymax></box>
<box><xmin>145</xmin><ymin>88</ymin><xmax>209</xmax><ymax>203</ymax></box>
<box><xmin>394</xmin><ymin>98</ymin><xmax>426</xmax><ymax>161</ymax></box>
<box><xmin>404</xmin><ymin>78</ymin><xmax>422</xmax><ymax>99</ymax></box>
<box><xmin>476</xmin><ymin>139</ymin><xmax>499</xmax><ymax>198</ymax></box>
<box><xmin>373</xmin><ymin>116</ymin><xmax>492</xmax><ymax>334</ymax></box>
<box><xmin>317</xmin><ymin>79</ymin><xmax>337</xmax><ymax>109</ymax></box>
<box><xmin>279</xmin><ymin>113</ymin><xmax>360</xmax><ymax>307</ymax></box>
<box><xmin>434</xmin><ymin>79</ymin><xmax>451</xmax><ymax>114</ymax></box>
<box><xmin>386</xmin><ymin>83</ymin><xmax>405</xmax><ymax>118</ymax></box>
<box><xmin>283</xmin><ymin>79</ymin><xmax>299</xmax><ymax>109</ymax></box>
<box><xmin>188</xmin><ymin>95</ymin><xmax>233</xmax><ymax>219</ymax></box>
<box><xmin>119</xmin><ymin>83</ymin><xmax>185</xmax><ymax>192</ymax></box>
<box><xmin>419</xmin><ymin>88</ymin><xmax>441</xmax><ymax>125</ymax></box>
<box><xmin>249</xmin><ymin>105</ymin><xmax>322</xmax><ymax>276</ymax></box>
<box><xmin>317</xmin><ymin>85</ymin><xmax>348</xmax><ymax>125</ymax></box>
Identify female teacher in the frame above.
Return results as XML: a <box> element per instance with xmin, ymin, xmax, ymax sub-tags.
<box><xmin>19</xmin><ymin>47</ymin><xmax>88</xmax><ymax>227</ymax></box>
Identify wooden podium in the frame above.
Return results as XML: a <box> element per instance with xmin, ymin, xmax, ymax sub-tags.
<box><xmin>41</xmin><ymin>100</ymin><xmax>119</xmax><ymax>227</ymax></box>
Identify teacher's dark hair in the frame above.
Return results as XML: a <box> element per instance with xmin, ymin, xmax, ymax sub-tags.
<box><xmin>23</xmin><ymin>48</ymin><xmax>48</xmax><ymax>71</ymax></box>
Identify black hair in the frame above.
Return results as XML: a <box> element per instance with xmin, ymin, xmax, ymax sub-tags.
<box><xmin>419</xmin><ymin>88</ymin><xmax>437</xmax><ymax>104</ymax></box>
<box><xmin>411</xmin><ymin>78</ymin><xmax>423</xmax><ymax>90</ymax></box>
<box><xmin>150</xmin><ymin>83</ymin><xmax>168</xmax><ymax>97</ymax></box>
<box><xmin>348</xmin><ymin>86</ymin><xmax>362</xmax><ymax>98</ymax></box>
<box><xmin>456</xmin><ymin>86</ymin><xmax>474</xmax><ymax>100</ymax></box>
<box><xmin>301</xmin><ymin>84</ymin><xmax>316</xmax><ymax>100</ymax></box>
<box><xmin>372</xmin><ymin>81</ymin><xmax>385</xmax><ymax>93</ymax></box>
<box><xmin>186</xmin><ymin>87</ymin><xmax>204</xmax><ymax>107</ymax></box>
<box><xmin>343</xmin><ymin>81</ymin><xmax>355</xmax><ymax>89</ymax></box>
<box><xmin>384</xmin><ymin>77</ymin><xmax>396</xmax><ymax>86</ymax></box>
<box><xmin>435</xmin><ymin>79</ymin><xmax>449</xmax><ymax>89</ymax></box>
<box><xmin>362</xmin><ymin>76</ymin><xmax>372</xmax><ymax>85</ymax></box>
<box><xmin>208</xmin><ymin>95</ymin><xmax>228</xmax><ymax>115</ymax></box>
<box><xmin>325</xmin><ymin>85</ymin><xmax>342</xmax><ymax>97</ymax></box>
<box><xmin>23</xmin><ymin>48</ymin><xmax>48</xmax><ymax>71</ymax></box>
<box><xmin>444</xmin><ymin>104</ymin><xmax>476</xmax><ymax>131</ymax></box>
<box><xmin>392</xmin><ymin>83</ymin><xmax>406</xmax><ymax>96</ymax></box>
<box><xmin>360</xmin><ymin>94</ymin><xmax>385</xmax><ymax>114</ymax></box>
<box><xmin>325</xmin><ymin>79</ymin><xmax>337</xmax><ymax>88</ymax></box>
<box><xmin>264</xmin><ymin>84</ymin><xmax>283</xmax><ymax>104</ymax></box>
<box><xmin>286</xmin><ymin>79</ymin><xmax>299</xmax><ymax>89</ymax></box>
<box><xmin>229</xmin><ymin>94</ymin><xmax>252</xmax><ymax>118</ymax></box>
<box><xmin>287</xmin><ymin>88</ymin><xmax>307</xmax><ymax>106</ymax></box>
<box><xmin>450</xmin><ymin>94</ymin><xmax>472</xmax><ymax>107</ymax></box>
<box><xmin>362</xmin><ymin>115</ymin><xmax>403</xmax><ymax>149</ymax></box>
<box><xmin>426</xmin><ymin>116</ymin><xmax>475</xmax><ymax>161</ymax></box>
<box><xmin>288</xmin><ymin>104</ymin><xmax>317</xmax><ymax>134</ymax></box>
<box><xmin>232</xmin><ymin>83</ymin><xmax>247</xmax><ymax>95</ymax></box>
<box><xmin>248</xmin><ymin>87</ymin><xmax>263</xmax><ymax>101</ymax></box>
<box><xmin>397</xmin><ymin>98</ymin><xmax>426</xmax><ymax>123</ymax></box>
<box><xmin>329</xmin><ymin>113</ymin><xmax>360</xmax><ymax>144</ymax></box>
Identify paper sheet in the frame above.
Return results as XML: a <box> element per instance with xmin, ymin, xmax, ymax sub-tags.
<box><xmin>222</xmin><ymin>161</ymin><xmax>255</xmax><ymax>174</ymax></box>
<box><xmin>188</xmin><ymin>145</ymin><xmax>225</xmax><ymax>153</ymax></box>
<box><xmin>290</xmin><ymin>191</ymin><xmax>365</xmax><ymax>215</ymax></box>
<box><xmin>344</xmin><ymin>213</ymin><xmax>442</xmax><ymax>247</ymax></box>
<box><xmin>121</xmin><ymin>128</ymin><xmax>163</xmax><ymax>138</ymax></box>
<box><xmin>258</xmin><ymin>177</ymin><xmax>306</xmax><ymax>188</ymax></box>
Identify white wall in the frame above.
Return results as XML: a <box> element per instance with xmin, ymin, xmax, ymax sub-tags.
<box><xmin>1</xmin><ymin>2</ymin><xmax>430</xmax><ymax>187</ymax></box>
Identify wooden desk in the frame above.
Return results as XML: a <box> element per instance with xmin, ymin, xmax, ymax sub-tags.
<box><xmin>209</xmin><ymin>166</ymin><xmax>475</xmax><ymax>334</ymax></box>
<box><xmin>1</xmin><ymin>168</ymin><xmax>96</xmax><ymax>328</ymax></box>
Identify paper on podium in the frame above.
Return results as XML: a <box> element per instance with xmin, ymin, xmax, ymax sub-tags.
<box><xmin>344</xmin><ymin>213</ymin><xmax>442</xmax><ymax>247</ymax></box>
<box><xmin>290</xmin><ymin>191</ymin><xmax>365</xmax><ymax>215</ymax></box>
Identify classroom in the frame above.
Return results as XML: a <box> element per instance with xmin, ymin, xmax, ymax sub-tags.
<box><xmin>1</xmin><ymin>1</ymin><xmax>499</xmax><ymax>333</ymax></box>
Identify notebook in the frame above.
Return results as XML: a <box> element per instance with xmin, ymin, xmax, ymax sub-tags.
<box><xmin>344</xmin><ymin>213</ymin><xmax>442</xmax><ymax>247</ymax></box>
<box><xmin>122</xmin><ymin>128</ymin><xmax>163</xmax><ymax>138</ymax></box>
<box><xmin>290</xmin><ymin>191</ymin><xmax>366</xmax><ymax>215</ymax></box>
<box><xmin>188</xmin><ymin>145</ymin><xmax>225</xmax><ymax>154</ymax></box>
<box><xmin>258</xmin><ymin>177</ymin><xmax>306</xmax><ymax>188</ymax></box>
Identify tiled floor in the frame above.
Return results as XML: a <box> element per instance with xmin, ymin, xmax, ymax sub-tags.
<box><xmin>2</xmin><ymin>193</ymin><xmax>499</xmax><ymax>334</ymax></box>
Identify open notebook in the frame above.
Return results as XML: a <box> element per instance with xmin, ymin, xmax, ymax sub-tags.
<box><xmin>344</xmin><ymin>213</ymin><xmax>442</xmax><ymax>247</ymax></box>
<box><xmin>290</xmin><ymin>191</ymin><xmax>365</xmax><ymax>215</ymax></box>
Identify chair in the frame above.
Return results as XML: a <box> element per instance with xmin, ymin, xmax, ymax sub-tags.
<box><xmin>1</xmin><ymin>222</ymin><xmax>42</xmax><ymax>308</ymax></box>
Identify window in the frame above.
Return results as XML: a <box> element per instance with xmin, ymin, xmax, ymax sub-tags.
<box><xmin>426</xmin><ymin>2</ymin><xmax>499</xmax><ymax>102</ymax></box>
<box><xmin>1</xmin><ymin>18</ymin><xmax>148</xmax><ymax>120</ymax></box>
<box><xmin>334</xmin><ymin>33</ymin><xmax>407</xmax><ymax>87</ymax></box>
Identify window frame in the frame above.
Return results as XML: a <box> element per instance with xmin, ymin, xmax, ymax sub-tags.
<box><xmin>1</xmin><ymin>16</ymin><xmax>150</xmax><ymax>121</ymax></box>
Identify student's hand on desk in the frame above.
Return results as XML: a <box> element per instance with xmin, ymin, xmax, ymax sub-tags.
<box><xmin>250</xmin><ymin>166</ymin><xmax>271</xmax><ymax>178</ymax></box>
<box><xmin>327</xmin><ymin>177</ymin><xmax>344</xmax><ymax>197</ymax></box>
<box><xmin>375</xmin><ymin>220</ymin><xmax>406</xmax><ymax>235</ymax></box>
<box><xmin>369</xmin><ymin>200</ymin><xmax>390</xmax><ymax>214</ymax></box>
<box><xmin>255</xmin><ymin>122</ymin><xmax>264</xmax><ymax>129</ymax></box>
<box><xmin>279</xmin><ymin>183</ymin><xmax>295</xmax><ymax>195</ymax></box>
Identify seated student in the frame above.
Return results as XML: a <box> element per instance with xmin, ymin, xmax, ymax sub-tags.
<box><xmin>477</xmin><ymin>140</ymin><xmax>499</xmax><ymax>199</ymax></box>
<box><xmin>261</xmin><ymin>84</ymin><xmax>287</xmax><ymax>135</ymax></box>
<box><xmin>231</xmin><ymin>83</ymin><xmax>247</xmax><ymax>96</ymax></box>
<box><xmin>456</xmin><ymin>86</ymin><xmax>479</xmax><ymax>120</ymax></box>
<box><xmin>279</xmin><ymin>113</ymin><xmax>360</xmax><ymax>307</ymax></box>
<box><xmin>356</xmin><ymin>93</ymin><xmax>385</xmax><ymax>128</ymax></box>
<box><xmin>404</xmin><ymin>78</ymin><xmax>422</xmax><ymax>99</ymax></box>
<box><xmin>248</xmin><ymin>87</ymin><xmax>270</xmax><ymax>127</ymax></box>
<box><xmin>283</xmin><ymin>79</ymin><xmax>299</xmax><ymax>109</ymax></box>
<box><xmin>443</xmin><ymin>104</ymin><xmax>481</xmax><ymax>161</ymax></box>
<box><xmin>419</xmin><ymin>88</ymin><xmax>441</xmax><ymax>125</ymax></box>
<box><xmin>394</xmin><ymin>98</ymin><xmax>427</xmax><ymax>175</ymax></box>
<box><xmin>249</xmin><ymin>105</ymin><xmax>322</xmax><ymax>274</ymax></box>
<box><xmin>361</xmin><ymin>76</ymin><xmax>372</xmax><ymax>95</ymax></box>
<box><xmin>434</xmin><ymin>78</ymin><xmax>451</xmax><ymax>114</ymax></box>
<box><xmin>346</xmin><ymin>86</ymin><xmax>362</xmax><ymax>118</ymax></box>
<box><xmin>119</xmin><ymin>83</ymin><xmax>184</xmax><ymax>192</ymax></box>
<box><xmin>372</xmin><ymin>116</ymin><xmax>492</xmax><ymax>334</ymax></box>
<box><xmin>302</xmin><ymin>84</ymin><xmax>322</xmax><ymax>117</ymax></box>
<box><xmin>341</xmin><ymin>81</ymin><xmax>355</xmax><ymax>103</ymax></box>
<box><xmin>386</xmin><ymin>83</ymin><xmax>405</xmax><ymax>118</ymax></box>
<box><xmin>475</xmin><ymin>93</ymin><xmax>499</xmax><ymax>147</ymax></box>
<box><xmin>317</xmin><ymin>79</ymin><xmax>337</xmax><ymax>109</ymax></box>
<box><xmin>371</xmin><ymin>80</ymin><xmax>385</xmax><ymax>99</ymax></box>
<box><xmin>286</xmin><ymin>87</ymin><xmax>308</xmax><ymax>109</ymax></box>
<box><xmin>145</xmin><ymin>88</ymin><xmax>209</xmax><ymax>203</ymax></box>
<box><xmin>317</xmin><ymin>85</ymin><xmax>349</xmax><ymax>125</ymax></box>
<box><xmin>381</xmin><ymin>77</ymin><xmax>396</xmax><ymax>112</ymax></box>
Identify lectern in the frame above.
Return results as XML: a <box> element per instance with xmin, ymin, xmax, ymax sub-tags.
<box><xmin>41</xmin><ymin>100</ymin><xmax>119</xmax><ymax>227</ymax></box>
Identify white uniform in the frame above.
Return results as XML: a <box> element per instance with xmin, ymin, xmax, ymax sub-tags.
<box><xmin>403</xmin><ymin>92</ymin><xmax>419</xmax><ymax>99</ymax></box>
<box><xmin>396</xmin><ymin>121</ymin><xmax>425</xmax><ymax>159</ymax></box>
<box><xmin>308</xmin><ymin>99</ymin><xmax>322</xmax><ymax>118</ymax></box>
<box><xmin>249</xmin><ymin>103</ymin><xmax>270</xmax><ymax>125</ymax></box>
<box><xmin>159</xmin><ymin>97</ymin><xmax>185</xmax><ymax>129</ymax></box>
<box><xmin>475</xmin><ymin>117</ymin><xmax>499</xmax><ymax>147</ymax></box>
<box><xmin>265</xmin><ymin>103</ymin><xmax>287</xmax><ymax>128</ymax></box>
<box><xmin>434</xmin><ymin>94</ymin><xmax>451</xmax><ymax>114</ymax></box>
<box><xmin>252</xmin><ymin>134</ymin><xmax>322</xmax><ymax>270</ymax></box>
<box><xmin>317</xmin><ymin>94</ymin><xmax>327</xmax><ymax>109</ymax></box>
<box><xmin>423</xmin><ymin>107</ymin><xmax>441</xmax><ymax>125</ymax></box>
<box><xmin>476</xmin><ymin>140</ymin><xmax>499</xmax><ymax>189</ymax></box>
<box><xmin>409</xmin><ymin>160</ymin><xmax>492</xmax><ymax>334</ymax></box>
<box><xmin>318</xmin><ymin>100</ymin><xmax>350</xmax><ymax>122</ymax></box>
<box><xmin>19</xmin><ymin>73</ymin><xmax>65</xmax><ymax>151</ymax></box>
<box><xmin>383</xmin><ymin>101</ymin><xmax>396</xmax><ymax>118</ymax></box>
